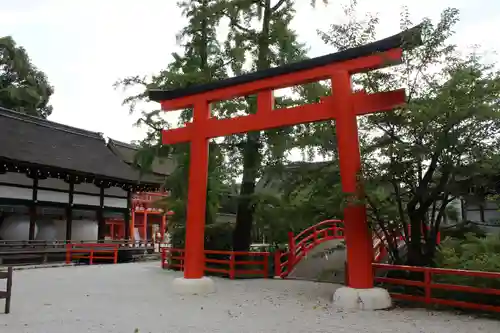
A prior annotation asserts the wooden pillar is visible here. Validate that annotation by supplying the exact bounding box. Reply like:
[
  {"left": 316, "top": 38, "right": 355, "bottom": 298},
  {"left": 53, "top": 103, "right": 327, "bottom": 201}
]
[
  {"left": 160, "top": 215, "right": 166, "bottom": 242},
  {"left": 332, "top": 71, "right": 373, "bottom": 289},
  {"left": 28, "top": 177, "right": 38, "bottom": 240},
  {"left": 479, "top": 203, "right": 485, "bottom": 222},
  {"left": 143, "top": 211, "right": 148, "bottom": 241},
  {"left": 184, "top": 100, "right": 210, "bottom": 279},
  {"left": 124, "top": 190, "right": 131, "bottom": 239},
  {"left": 460, "top": 199, "right": 467, "bottom": 221},
  {"left": 97, "top": 186, "right": 106, "bottom": 240},
  {"left": 65, "top": 182, "right": 74, "bottom": 241}
]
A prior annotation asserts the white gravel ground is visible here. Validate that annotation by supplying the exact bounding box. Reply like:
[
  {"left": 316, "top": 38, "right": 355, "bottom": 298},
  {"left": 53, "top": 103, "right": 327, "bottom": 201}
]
[{"left": 1, "top": 262, "right": 498, "bottom": 333}]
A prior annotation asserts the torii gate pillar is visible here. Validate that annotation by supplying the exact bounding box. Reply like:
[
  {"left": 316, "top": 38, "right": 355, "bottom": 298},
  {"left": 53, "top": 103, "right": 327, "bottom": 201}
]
[
  {"left": 330, "top": 72, "right": 392, "bottom": 310},
  {"left": 149, "top": 25, "right": 421, "bottom": 310}
]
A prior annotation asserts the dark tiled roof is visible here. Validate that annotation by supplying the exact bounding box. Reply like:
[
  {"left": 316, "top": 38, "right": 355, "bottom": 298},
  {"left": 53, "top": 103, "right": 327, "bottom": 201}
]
[
  {"left": 0, "top": 107, "right": 160, "bottom": 186},
  {"left": 107, "top": 139, "right": 176, "bottom": 177}
]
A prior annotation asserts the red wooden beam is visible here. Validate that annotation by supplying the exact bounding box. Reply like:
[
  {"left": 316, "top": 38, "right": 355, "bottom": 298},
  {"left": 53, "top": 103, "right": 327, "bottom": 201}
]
[
  {"left": 162, "top": 89, "right": 405, "bottom": 145},
  {"left": 160, "top": 49, "right": 403, "bottom": 111}
]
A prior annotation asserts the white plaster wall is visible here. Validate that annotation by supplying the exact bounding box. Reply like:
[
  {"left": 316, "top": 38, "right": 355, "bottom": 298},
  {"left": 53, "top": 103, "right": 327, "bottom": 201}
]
[
  {"left": 36, "top": 219, "right": 58, "bottom": 241},
  {"left": 53, "top": 220, "right": 67, "bottom": 240},
  {"left": 0, "top": 215, "right": 38, "bottom": 240},
  {"left": 105, "top": 187, "right": 127, "bottom": 196},
  {"left": 72, "top": 220, "right": 98, "bottom": 241},
  {"left": 104, "top": 197, "right": 127, "bottom": 208},
  {"left": 51, "top": 219, "right": 98, "bottom": 241},
  {"left": 0, "top": 185, "right": 32, "bottom": 200},
  {"left": 38, "top": 189, "right": 69, "bottom": 203},
  {"left": 38, "top": 178, "right": 69, "bottom": 191},
  {"left": 74, "top": 182, "right": 100, "bottom": 194},
  {"left": 73, "top": 194, "right": 100, "bottom": 206},
  {"left": 0, "top": 172, "right": 33, "bottom": 186}
]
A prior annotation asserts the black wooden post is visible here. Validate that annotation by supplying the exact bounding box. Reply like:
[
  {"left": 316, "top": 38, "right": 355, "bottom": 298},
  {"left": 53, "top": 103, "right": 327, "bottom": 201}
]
[
  {"left": 28, "top": 177, "right": 38, "bottom": 240},
  {"left": 65, "top": 181, "right": 74, "bottom": 241},
  {"left": 97, "top": 186, "right": 106, "bottom": 240},
  {"left": 124, "top": 189, "right": 131, "bottom": 239}
]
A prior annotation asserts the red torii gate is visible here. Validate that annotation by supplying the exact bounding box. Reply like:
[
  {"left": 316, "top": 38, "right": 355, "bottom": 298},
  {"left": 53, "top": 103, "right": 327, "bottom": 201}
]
[{"left": 149, "top": 26, "right": 421, "bottom": 296}]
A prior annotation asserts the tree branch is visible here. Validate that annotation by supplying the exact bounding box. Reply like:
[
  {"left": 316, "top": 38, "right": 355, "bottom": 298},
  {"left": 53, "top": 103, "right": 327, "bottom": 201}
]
[
  {"left": 271, "top": 0, "right": 287, "bottom": 12},
  {"left": 365, "top": 195, "right": 401, "bottom": 260},
  {"left": 407, "top": 151, "right": 440, "bottom": 215},
  {"left": 138, "top": 117, "right": 162, "bottom": 131},
  {"left": 391, "top": 179, "right": 409, "bottom": 237},
  {"left": 230, "top": 20, "right": 254, "bottom": 34}
]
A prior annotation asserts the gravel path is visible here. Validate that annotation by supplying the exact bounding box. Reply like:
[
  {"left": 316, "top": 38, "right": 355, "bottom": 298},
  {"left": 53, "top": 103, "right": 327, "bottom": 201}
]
[{"left": 1, "top": 262, "right": 498, "bottom": 333}]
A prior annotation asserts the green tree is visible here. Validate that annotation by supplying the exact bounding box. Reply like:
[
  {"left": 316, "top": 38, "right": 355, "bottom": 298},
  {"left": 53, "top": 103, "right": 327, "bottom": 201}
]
[
  {"left": 253, "top": 161, "right": 344, "bottom": 245},
  {"left": 118, "top": 0, "right": 331, "bottom": 250},
  {"left": 314, "top": 3, "right": 500, "bottom": 266},
  {"left": 115, "top": 0, "right": 231, "bottom": 229},
  {"left": 0, "top": 36, "right": 54, "bottom": 118},
  {"left": 220, "top": 0, "right": 328, "bottom": 251}
]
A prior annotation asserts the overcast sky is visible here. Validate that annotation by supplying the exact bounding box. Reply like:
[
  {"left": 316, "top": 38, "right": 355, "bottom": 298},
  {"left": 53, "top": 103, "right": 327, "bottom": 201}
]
[{"left": 1, "top": 0, "right": 499, "bottom": 143}]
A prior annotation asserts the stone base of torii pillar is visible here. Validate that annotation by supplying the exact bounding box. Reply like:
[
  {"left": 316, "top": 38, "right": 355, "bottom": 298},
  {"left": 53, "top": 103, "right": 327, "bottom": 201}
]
[
  {"left": 333, "top": 286, "right": 392, "bottom": 310},
  {"left": 171, "top": 277, "right": 216, "bottom": 295}
]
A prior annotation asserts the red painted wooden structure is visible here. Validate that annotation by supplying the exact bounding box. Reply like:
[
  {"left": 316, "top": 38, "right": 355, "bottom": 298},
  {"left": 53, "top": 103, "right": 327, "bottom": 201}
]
[
  {"left": 160, "top": 218, "right": 500, "bottom": 313},
  {"left": 161, "top": 247, "right": 271, "bottom": 279},
  {"left": 130, "top": 191, "right": 173, "bottom": 242},
  {"left": 104, "top": 191, "right": 173, "bottom": 242},
  {"left": 149, "top": 26, "right": 422, "bottom": 289},
  {"left": 65, "top": 243, "right": 119, "bottom": 265}
]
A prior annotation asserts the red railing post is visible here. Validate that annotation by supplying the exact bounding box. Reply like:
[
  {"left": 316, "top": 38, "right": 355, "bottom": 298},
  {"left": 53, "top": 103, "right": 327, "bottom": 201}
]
[
  {"left": 65, "top": 243, "right": 71, "bottom": 264},
  {"left": 312, "top": 227, "right": 318, "bottom": 245},
  {"left": 287, "top": 231, "right": 295, "bottom": 273},
  {"left": 168, "top": 249, "right": 174, "bottom": 269},
  {"left": 344, "top": 261, "right": 349, "bottom": 285},
  {"left": 274, "top": 249, "right": 281, "bottom": 278},
  {"left": 263, "top": 253, "right": 269, "bottom": 278},
  {"left": 113, "top": 246, "right": 118, "bottom": 264},
  {"left": 89, "top": 248, "right": 94, "bottom": 265},
  {"left": 181, "top": 250, "right": 185, "bottom": 271},
  {"left": 229, "top": 253, "right": 235, "bottom": 279},
  {"left": 424, "top": 269, "right": 431, "bottom": 304},
  {"left": 161, "top": 248, "right": 166, "bottom": 269}
]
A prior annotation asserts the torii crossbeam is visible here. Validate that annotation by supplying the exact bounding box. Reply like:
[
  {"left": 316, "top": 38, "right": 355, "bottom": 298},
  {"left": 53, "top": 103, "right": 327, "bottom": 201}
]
[{"left": 149, "top": 25, "right": 422, "bottom": 302}]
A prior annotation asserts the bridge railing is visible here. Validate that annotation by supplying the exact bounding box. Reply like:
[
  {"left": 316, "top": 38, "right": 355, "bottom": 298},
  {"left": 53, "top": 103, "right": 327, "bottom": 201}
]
[{"left": 282, "top": 219, "right": 345, "bottom": 278}]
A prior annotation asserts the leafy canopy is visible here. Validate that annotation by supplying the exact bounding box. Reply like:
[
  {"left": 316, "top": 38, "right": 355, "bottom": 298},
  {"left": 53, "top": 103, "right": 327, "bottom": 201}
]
[{"left": 0, "top": 36, "right": 54, "bottom": 118}]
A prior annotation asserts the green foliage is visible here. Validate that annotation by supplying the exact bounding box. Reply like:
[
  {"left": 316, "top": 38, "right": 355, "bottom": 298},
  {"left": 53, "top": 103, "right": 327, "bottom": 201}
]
[
  {"left": 170, "top": 221, "right": 234, "bottom": 251},
  {"left": 117, "top": 0, "right": 333, "bottom": 251},
  {"left": 253, "top": 161, "right": 344, "bottom": 245},
  {"left": 116, "top": 0, "right": 232, "bottom": 235},
  {"left": 313, "top": 3, "right": 500, "bottom": 265},
  {"left": 168, "top": 221, "right": 236, "bottom": 277},
  {"left": 118, "top": 0, "right": 500, "bottom": 264},
  {"left": 221, "top": 0, "right": 327, "bottom": 251},
  {"left": 436, "top": 234, "right": 500, "bottom": 273},
  {"left": 440, "top": 221, "right": 487, "bottom": 239},
  {"left": 0, "top": 36, "right": 54, "bottom": 118},
  {"left": 433, "top": 234, "right": 500, "bottom": 306}
]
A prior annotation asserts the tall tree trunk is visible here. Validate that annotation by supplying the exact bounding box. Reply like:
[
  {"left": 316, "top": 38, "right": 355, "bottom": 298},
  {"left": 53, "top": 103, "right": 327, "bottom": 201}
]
[
  {"left": 407, "top": 212, "right": 423, "bottom": 266},
  {"left": 232, "top": 0, "right": 272, "bottom": 251}
]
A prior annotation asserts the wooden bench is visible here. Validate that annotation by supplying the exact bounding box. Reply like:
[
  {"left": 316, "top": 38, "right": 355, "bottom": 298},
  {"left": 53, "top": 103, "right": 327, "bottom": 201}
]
[{"left": 0, "top": 267, "right": 12, "bottom": 314}]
